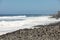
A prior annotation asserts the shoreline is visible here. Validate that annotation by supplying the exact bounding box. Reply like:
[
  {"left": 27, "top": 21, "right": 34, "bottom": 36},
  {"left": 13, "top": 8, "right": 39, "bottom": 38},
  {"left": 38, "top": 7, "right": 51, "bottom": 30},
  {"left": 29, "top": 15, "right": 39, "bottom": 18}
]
[
  {"left": 0, "top": 21, "right": 60, "bottom": 40},
  {"left": 0, "top": 12, "right": 60, "bottom": 40}
]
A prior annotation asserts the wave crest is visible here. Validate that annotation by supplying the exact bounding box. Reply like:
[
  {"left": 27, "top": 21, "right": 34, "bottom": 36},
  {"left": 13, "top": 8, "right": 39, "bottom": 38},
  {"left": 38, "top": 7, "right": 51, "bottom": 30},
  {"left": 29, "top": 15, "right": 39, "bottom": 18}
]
[{"left": 0, "top": 15, "right": 27, "bottom": 21}]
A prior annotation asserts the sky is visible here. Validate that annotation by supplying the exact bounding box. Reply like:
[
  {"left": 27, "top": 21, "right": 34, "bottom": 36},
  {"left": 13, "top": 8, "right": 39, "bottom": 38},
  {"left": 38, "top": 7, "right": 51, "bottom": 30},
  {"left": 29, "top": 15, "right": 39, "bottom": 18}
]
[{"left": 0, "top": 0, "right": 60, "bottom": 14}]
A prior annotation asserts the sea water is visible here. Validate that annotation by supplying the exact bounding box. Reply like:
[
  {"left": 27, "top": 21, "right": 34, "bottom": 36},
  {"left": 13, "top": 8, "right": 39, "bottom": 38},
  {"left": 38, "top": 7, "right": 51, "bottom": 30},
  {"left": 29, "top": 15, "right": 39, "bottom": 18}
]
[{"left": 0, "top": 14, "right": 60, "bottom": 35}]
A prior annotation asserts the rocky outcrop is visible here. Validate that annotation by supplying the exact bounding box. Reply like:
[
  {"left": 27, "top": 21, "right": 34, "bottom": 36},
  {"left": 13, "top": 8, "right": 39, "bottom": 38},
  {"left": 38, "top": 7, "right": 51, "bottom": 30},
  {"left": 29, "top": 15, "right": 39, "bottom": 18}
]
[
  {"left": 52, "top": 11, "right": 60, "bottom": 19},
  {"left": 0, "top": 22, "right": 60, "bottom": 40}
]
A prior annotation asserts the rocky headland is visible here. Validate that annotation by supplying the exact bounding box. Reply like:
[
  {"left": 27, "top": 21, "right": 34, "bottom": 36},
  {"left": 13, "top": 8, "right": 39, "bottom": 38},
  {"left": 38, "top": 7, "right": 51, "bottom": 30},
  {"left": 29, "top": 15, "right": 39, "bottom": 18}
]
[
  {"left": 0, "top": 11, "right": 60, "bottom": 40},
  {"left": 51, "top": 11, "right": 60, "bottom": 19}
]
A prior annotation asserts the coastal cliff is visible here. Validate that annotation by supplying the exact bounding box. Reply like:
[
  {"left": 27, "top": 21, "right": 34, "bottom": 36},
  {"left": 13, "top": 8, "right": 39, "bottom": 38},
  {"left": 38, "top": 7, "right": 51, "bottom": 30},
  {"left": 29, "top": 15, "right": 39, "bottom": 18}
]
[{"left": 0, "top": 11, "right": 60, "bottom": 40}]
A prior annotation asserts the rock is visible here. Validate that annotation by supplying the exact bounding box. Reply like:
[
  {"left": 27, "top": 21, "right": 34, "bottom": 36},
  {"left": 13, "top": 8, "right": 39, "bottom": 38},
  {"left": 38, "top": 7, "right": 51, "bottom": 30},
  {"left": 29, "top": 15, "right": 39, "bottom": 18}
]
[{"left": 52, "top": 11, "right": 60, "bottom": 19}]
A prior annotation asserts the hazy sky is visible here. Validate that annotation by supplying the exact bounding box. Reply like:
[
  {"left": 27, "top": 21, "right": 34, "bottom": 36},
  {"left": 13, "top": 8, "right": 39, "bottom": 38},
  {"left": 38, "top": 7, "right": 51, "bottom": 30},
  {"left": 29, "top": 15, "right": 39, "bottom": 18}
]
[{"left": 0, "top": 0, "right": 60, "bottom": 13}]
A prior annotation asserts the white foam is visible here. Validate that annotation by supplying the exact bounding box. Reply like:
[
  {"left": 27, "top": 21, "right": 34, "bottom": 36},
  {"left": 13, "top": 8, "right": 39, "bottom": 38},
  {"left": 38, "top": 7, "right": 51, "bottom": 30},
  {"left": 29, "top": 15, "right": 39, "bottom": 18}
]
[
  {"left": 0, "top": 16, "right": 26, "bottom": 21},
  {"left": 0, "top": 16, "right": 60, "bottom": 35}
]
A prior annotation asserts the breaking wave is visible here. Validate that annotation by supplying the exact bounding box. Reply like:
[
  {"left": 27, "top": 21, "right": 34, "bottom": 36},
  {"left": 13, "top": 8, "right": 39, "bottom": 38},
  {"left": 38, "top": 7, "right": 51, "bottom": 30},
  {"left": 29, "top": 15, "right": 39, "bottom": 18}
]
[
  {"left": 0, "top": 15, "right": 27, "bottom": 21},
  {"left": 0, "top": 15, "right": 60, "bottom": 35}
]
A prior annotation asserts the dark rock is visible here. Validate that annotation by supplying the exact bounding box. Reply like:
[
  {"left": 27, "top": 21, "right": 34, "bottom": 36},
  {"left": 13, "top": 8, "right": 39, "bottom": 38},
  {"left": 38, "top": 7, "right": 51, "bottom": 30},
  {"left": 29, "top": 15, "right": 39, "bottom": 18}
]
[{"left": 52, "top": 11, "right": 60, "bottom": 19}]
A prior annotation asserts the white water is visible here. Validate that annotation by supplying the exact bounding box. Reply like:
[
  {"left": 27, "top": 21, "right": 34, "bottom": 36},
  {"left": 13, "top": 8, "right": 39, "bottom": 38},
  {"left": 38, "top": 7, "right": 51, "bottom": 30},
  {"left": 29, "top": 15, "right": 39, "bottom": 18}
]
[
  {"left": 0, "top": 16, "right": 60, "bottom": 35},
  {"left": 0, "top": 16, "right": 26, "bottom": 21}
]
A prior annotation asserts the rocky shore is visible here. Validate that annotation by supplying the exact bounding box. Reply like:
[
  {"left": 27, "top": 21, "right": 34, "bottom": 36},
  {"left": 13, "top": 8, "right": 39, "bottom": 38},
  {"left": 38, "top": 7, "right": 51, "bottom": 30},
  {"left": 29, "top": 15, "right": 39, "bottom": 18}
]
[
  {"left": 0, "top": 22, "right": 60, "bottom": 40},
  {"left": 0, "top": 11, "right": 60, "bottom": 40}
]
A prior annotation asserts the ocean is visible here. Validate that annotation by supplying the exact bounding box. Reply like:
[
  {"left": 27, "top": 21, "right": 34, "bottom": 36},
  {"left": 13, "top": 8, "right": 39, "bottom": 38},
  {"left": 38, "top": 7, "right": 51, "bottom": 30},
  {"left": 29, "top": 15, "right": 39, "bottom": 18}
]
[{"left": 0, "top": 14, "right": 60, "bottom": 35}]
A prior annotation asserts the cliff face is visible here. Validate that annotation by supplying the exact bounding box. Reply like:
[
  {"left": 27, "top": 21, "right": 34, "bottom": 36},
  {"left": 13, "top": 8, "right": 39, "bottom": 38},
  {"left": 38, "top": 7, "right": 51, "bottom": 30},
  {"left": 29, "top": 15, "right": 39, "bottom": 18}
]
[{"left": 0, "top": 22, "right": 60, "bottom": 40}]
